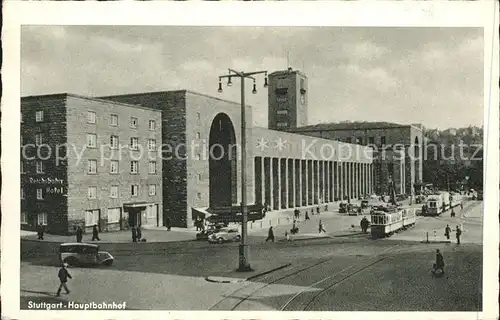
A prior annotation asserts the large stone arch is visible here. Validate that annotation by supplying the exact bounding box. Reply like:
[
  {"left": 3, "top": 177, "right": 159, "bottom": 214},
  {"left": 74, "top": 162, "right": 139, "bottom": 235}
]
[{"left": 208, "top": 113, "right": 237, "bottom": 209}]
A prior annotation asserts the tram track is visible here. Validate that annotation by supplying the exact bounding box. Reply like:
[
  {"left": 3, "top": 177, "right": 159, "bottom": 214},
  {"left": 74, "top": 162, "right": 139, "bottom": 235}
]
[
  {"left": 280, "top": 244, "right": 400, "bottom": 311},
  {"left": 210, "top": 244, "right": 403, "bottom": 311}
]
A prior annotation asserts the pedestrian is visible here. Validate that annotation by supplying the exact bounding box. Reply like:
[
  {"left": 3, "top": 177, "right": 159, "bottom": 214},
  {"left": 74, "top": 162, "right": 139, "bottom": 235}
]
[
  {"left": 434, "top": 249, "right": 445, "bottom": 274},
  {"left": 445, "top": 224, "right": 451, "bottom": 240},
  {"left": 137, "top": 226, "right": 142, "bottom": 241},
  {"left": 265, "top": 226, "right": 275, "bottom": 243},
  {"left": 451, "top": 207, "right": 455, "bottom": 218},
  {"left": 460, "top": 202, "right": 463, "bottom": 211},
  {"left": 325, "top": 204, "right": 328, "bottom": 212},
  {"left": 311, "top": 209, "right": 314, "bottom": 216},
  {"left": 37, "top": 223, "right": 44, "bottom": 240},
  {"left": 76, "top": 226, "right": 83, "bottom": 243},
  {"left": 305, "top": 211, "right": 310, "bottom": 220},
  {"left": 91, "top": 224, "right": 100, "bottom": 241},
  {"left": 317, "top": 206, "right": 320, "bottom": 214},
  {"left": 166, "top": 218, "right": 172, "bottom": 231},
  {"left": 360, "top": 218, "right": 365, "bottom": 233},
  {"left": 56, "top": 263, "right": 72, "bottom": 297},
  {"left": 456, "top": 225, "right": 462, "bottom": 245},
  {"left": 318, "top": 220, "right": 326, "bottom": 233},
  {"left": 132, "top": 226, "right": 137, "bottom": 242}
]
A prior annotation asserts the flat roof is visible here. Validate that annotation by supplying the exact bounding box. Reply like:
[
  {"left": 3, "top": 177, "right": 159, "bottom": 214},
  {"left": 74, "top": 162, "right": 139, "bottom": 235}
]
[{"left": 21, "top": 93, "right": 161, "bottom": 112}]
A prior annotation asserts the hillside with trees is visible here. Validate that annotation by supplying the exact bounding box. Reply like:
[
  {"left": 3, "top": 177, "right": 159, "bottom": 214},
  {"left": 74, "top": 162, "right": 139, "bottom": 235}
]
[{"left": 422, "top": 126, "right": 483, "bottom": 191}]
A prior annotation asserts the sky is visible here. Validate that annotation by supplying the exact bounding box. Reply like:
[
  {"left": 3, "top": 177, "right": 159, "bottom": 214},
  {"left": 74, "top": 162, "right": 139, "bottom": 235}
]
[{"left": 21, "top": 26, "right": 484, "bottom": 130}]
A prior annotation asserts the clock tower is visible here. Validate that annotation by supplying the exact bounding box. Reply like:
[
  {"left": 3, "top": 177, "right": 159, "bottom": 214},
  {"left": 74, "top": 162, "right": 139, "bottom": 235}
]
[{"left": 268, "top": 67, "right": 308, "bottom": 131}]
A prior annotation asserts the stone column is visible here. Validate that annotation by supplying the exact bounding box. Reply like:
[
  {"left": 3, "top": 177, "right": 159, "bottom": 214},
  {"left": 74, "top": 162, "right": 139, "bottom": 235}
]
[{"left": 284, "top": 159, "right": 288, "bottom": 209}]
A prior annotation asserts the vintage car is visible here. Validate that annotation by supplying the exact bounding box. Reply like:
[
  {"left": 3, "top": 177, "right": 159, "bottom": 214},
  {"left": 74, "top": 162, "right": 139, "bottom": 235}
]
[
  {"left": 208, "top": 228, "right": 241, "bottom": 244},
  {"left": 361, "top": 200, "right": 370, "bottom": 209},
  {"left": 59, "top": 243, "right": 114, "bottom": 267}
]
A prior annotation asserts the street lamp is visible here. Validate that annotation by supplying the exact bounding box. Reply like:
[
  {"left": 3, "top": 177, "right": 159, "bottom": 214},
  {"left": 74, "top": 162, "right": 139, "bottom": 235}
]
[{"left": 218, "top": 68, "right": 268, "bottom": 272}]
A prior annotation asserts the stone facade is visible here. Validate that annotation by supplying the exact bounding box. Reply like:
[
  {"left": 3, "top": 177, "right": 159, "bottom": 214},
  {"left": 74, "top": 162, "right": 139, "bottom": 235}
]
[
  {"left": 21, "top": 94, "right": 163, "bottom": 235},
  {"left": 290, "top": 124, "right": 423, "bottom": 195}
]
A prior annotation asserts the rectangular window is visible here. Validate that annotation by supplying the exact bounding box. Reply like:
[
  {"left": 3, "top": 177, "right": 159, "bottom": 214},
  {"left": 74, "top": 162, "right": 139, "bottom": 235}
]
[
  {"left": 196, "top": 112, "right": 201, "bottom": 120},
  {"left": 37, "top": 213, "right": 48, "bottom": 225},
  {"left": 356, "top": 137, "right": 363, "bottom": 145},
  {"left": 35, "top": 133, "right": 43, "bottom": 145},
  {"left": 110, "top": 160, "right": 119, "bottom": 174},
  {"left": 110, "top": 135, "right": 119, "bottom": 149},
  {"left": 149, "top": 120, "right": 156, "bottom": 131},
  {"left": 130, "top": 161, "right": 139, "bottom": 174},
  {"left": 130, "top": 137, "right": 139, "bottom": 150},
  {"left": 148, "top": 184, "right": 156, "bottom": 196},
  {"left": 198, "top": 173, "right": 203, "bottom": 181},
  {"left": 84, "top": 209, "right": 99, "bottom": 227},
  {"left": 36, "top": 188, "right": 44, "bottom": 200},
  {"left": 148, "top": 139, "right": 156, "bottom": 151},
  {"left": 36, "top": 111, "right": 44, "bottom": 122},
  {"left": 110, "top": 185, "right": 119, "bottom": 198},
  {"left": 346, "top": 137, "right": 352, "bottom": 143},
  {"left": 381, "top": 136, "right": 386, "bottom": 145},
  {"left": 196, "top": 132, "right": 201, "bottom": 139},
  {"left": 21, "top": 188, "right": 25, "bottom": 199},
  {"left": 369, "top": 137, "right": 375, "bottom": 144},
  {"left": 87, "top": 111, "right": 96, "bottom": 124},
  {"left": 147, "top": 205, "right": 157, "bottom": 219},
  {"left": 88, "top": 160, "right": 97, "bottom": 174},
  {"left": 130, "top": 117, "right": 138, "bottom": 128},
  {"left": 276, "top": 96, "right": 288, "bottom": 103},
  {"left": 277, "top": 122, "right": 288, "bottom": 128},
  {"left": 87, "top": 134, "right": 97, "bottom": 148},
  {"left": 131, "top": 185, "right": 139, "bottom": 197},
  {"left": 21, "top": 212, "right": 28, "bottom": 224},
  {"left": 36, "top": 161, "right": 44, "bottom": 174},
  {"left": 107, "top": 208, "right": 120, "bottom": 223},
  {"left": 149, "top": 161, "right": 157, "bottom": 174},
  {"left": 110, "top": 114, "right": 118, "bottom": 126},
  {"left": 197, "top": 192, "right": 202, "bottom": 200},
  {"left": 88, "top": 186, "right": 97, "bottom": 199},
  {"left": 276, "top": 110, "right": 288, "bottom": 115}
]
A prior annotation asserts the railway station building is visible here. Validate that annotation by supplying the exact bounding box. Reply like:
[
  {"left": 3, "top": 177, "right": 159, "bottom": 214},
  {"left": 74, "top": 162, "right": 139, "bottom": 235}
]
[{"left": 21, "top": 67, "right": 415, "bottom": 234}]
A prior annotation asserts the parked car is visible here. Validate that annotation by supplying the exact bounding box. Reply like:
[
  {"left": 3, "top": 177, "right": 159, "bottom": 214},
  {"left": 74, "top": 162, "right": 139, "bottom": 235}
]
[
  {"left": 208, "top": 228, "right": 241, "bottom": 244},
  {"left": 59, "top": 243, "right": 114, "bottom": 267}
]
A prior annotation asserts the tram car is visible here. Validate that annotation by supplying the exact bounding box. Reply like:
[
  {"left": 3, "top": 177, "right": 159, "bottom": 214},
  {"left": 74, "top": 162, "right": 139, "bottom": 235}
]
[
  {"left": 449, "top": 193, "right": 463, "bottom": 208},
  {"left": 425, "top": 192, "right": 451, "bottom": 216},
  {"left": 370, "top": 206, "right": 417, "bottom": 239}
]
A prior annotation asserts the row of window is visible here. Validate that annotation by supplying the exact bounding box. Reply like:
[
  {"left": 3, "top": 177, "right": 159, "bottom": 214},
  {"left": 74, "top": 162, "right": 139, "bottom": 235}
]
[
  {"left": 22, "top": 205, "right": 158, "bottom": 226},
  {"left": 28, "top": 110, "right": 157, "bottom": 131},
  {"left": 21, "top": 184, "right": 157, "bottom": 200},
  {"left": 345, "top": 136, "right": 386, "bottom": 145},
  {"left": 21, "top": 160, "right": 157, "bottom": 175}
]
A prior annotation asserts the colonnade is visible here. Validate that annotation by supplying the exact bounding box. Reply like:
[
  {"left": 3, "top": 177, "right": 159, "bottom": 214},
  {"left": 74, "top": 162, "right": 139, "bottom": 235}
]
[{"left": 254, "top": 157, "right": 373, "bottom": 211}]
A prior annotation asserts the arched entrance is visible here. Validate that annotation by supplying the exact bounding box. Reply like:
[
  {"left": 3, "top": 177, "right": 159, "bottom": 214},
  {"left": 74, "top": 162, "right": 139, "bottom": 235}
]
[{"left": 209, "top": 113, "right": 237, "bottom": 209}]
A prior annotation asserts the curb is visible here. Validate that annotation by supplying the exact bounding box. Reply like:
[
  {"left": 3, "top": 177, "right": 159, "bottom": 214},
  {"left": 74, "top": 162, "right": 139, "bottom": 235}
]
[
  {"left": 205, "top": 263, "right": 292, "bottom": 283},
  {"left": 333, "top": 232, "right": 365, "bottom": 238},
  {"left": 277, "top": 236, "right": 331, "bottom": 243},
  {"left": 420, "top": 240, "right": 452, "bottom": 244}
]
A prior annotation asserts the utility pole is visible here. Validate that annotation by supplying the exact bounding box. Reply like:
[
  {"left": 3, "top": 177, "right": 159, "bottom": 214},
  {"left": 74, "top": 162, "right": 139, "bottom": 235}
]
[{"left": 218, "top": 69, "right": 268, "bottom": 272}]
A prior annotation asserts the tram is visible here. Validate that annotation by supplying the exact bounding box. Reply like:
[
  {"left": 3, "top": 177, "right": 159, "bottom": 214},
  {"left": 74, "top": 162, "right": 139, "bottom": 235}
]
[{"left": 370, "top": 179, "right": 417, "bottom": 239}]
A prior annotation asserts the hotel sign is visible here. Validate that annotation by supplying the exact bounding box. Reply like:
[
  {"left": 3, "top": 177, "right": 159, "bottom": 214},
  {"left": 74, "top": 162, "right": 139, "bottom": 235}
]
[{"left": 29, "top": 177, "right": 64, "bottom": 185}]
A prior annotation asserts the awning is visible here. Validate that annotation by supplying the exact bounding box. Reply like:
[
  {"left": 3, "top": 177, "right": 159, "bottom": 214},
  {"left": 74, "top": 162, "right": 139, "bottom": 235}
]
[{"left": 123, "top": 202, "right": 155, "bottom": 208}]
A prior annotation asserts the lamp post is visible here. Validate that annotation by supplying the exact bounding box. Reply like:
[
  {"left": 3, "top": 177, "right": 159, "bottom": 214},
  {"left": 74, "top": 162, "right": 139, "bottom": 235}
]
[{"left": 218, "top": 68, "right": 268, "bottom": 272}]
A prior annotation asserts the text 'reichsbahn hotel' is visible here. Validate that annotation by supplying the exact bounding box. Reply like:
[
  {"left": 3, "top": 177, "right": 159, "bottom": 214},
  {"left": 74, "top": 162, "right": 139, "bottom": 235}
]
[{"left": 21, "top": 68, "right": 422, "bottom": 235}]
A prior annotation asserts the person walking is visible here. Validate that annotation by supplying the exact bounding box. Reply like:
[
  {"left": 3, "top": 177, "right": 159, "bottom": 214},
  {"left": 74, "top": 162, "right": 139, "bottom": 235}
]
[
  {"left": 305, "top": 211, "right": 310, "bottom": 220},
  {"left": 316, "top": 206, "right": 320, "bottom": 214},
  {"left": 265, "top": 226, "right": 275, "bottom": 243},
  {"left": 460, "top": 202, "right": 463, "bottom": 211},
  {"left": 91, "top": 224, "right": 100, "bottom": 241},
  {"left": 318, "top": 220, "right": 326, "bottom": 233},
  {"left": 285, "top": 231, "right": 290, "bottom": 241},
  {"left": 456, "top": 225, "right": 462, "bottom": 245},
  {"left": 445, "top": 224, "right": 451, "bottom": 240},
  {"left": 76, "top": 226, "right": 83, "bottom": 243},
  {"left": 56, "top": 263, "right": 72, "bottom": 297},
  {"left": 37, "top": 224, "right": 44, "bottom": 240},
  {"left": 166, "top": 218, "right": 172, "bottom": 231},
  {"left": 434, "top": 249, "right": 445, "bottom": 274},
  {"left": 137, "top": 226, "right": 142, "bottom": 241},
  {"left": 132, "top": 226, "right": 137, "bottom": 243}
]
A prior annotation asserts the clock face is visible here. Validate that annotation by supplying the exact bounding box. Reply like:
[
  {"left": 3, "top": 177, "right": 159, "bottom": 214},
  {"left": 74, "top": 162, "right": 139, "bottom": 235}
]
[{"left": 300, "top": 94, "right": 306, "bottom": 105}]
